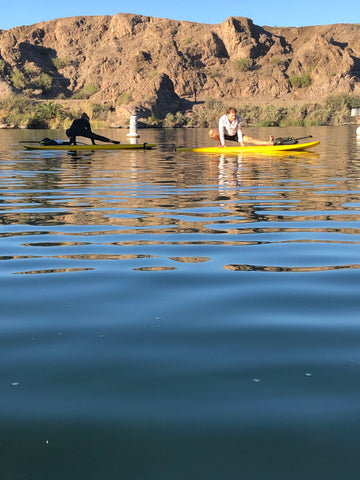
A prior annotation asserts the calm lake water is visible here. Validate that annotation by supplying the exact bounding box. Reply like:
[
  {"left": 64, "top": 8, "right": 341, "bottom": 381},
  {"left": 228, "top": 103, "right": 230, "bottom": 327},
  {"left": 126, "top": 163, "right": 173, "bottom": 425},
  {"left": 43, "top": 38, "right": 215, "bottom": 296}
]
[{"left": 1, "top": 125, "right": 360, "bottom": 479}]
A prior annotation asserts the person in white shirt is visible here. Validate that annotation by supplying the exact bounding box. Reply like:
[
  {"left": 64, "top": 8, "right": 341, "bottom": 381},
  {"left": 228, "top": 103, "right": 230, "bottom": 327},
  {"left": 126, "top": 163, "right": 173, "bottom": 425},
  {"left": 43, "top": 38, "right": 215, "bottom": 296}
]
[{"left": 209, "top": 107, "right": 274, "bottom": 147}]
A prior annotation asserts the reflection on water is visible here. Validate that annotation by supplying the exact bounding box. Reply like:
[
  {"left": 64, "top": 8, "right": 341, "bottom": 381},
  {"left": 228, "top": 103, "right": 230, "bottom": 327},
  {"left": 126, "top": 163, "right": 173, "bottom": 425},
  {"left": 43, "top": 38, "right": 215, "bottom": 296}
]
[
  {"left": 224, "top": 263, "right": 360, "bottom": 272},
  {"left": 2, "top": 126, "right": 360, "bottom": 480}
]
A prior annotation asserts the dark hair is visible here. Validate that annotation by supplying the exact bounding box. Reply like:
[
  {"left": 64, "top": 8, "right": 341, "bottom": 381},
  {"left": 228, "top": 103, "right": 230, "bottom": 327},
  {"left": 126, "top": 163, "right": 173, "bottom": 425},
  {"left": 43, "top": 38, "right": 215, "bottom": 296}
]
[
  {"left": 81, "top": 112, "right": 90, "bottom": 120},
  {"left": 226, "top": 107, "right": 237, "bottom": 114}
]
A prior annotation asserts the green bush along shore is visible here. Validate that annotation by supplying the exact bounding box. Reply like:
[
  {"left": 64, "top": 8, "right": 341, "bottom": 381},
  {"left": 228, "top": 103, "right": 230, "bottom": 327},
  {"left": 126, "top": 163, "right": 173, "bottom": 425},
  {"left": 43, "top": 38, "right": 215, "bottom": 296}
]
[{"left": 0, "top": 93, "right": 360, "bottom": 130}]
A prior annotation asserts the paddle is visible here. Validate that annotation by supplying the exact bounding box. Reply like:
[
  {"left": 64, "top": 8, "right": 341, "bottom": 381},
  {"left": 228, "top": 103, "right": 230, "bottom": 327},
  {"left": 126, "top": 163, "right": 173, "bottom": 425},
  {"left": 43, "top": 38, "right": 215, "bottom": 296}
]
[
  {"left": 274, "top": 135, "right": 313, "bottom": 145},
  {"left": 293, "top": 135, "right": 313, "bottom": 141}
]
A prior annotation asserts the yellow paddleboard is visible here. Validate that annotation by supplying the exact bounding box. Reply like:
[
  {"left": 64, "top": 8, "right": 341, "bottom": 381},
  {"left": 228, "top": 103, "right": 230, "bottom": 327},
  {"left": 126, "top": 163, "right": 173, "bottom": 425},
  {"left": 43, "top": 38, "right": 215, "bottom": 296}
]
[{"left": 176, "top": 141, "right": 320, "bottom": 154}]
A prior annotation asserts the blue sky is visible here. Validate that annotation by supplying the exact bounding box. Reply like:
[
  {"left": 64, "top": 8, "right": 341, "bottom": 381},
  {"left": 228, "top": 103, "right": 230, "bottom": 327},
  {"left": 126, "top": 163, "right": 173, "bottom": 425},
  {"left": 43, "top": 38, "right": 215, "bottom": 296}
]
[{"left": 1, "top": 0, "right": 359, "bottom": 31}]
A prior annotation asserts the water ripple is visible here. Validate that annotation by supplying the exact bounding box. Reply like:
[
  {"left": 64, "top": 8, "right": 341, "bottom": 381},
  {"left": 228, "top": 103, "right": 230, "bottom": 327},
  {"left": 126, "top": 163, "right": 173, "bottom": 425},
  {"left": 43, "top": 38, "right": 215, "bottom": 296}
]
[{"left": 2, "top": 128, "right": 360, "bottom": 479}]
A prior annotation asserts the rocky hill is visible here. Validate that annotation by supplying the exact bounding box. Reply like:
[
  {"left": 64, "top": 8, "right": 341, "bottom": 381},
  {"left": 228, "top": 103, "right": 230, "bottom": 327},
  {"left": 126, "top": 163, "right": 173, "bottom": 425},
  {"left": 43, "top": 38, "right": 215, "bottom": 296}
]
[{"left": 0, "top": 13, "right": 360, "bottom": 123}]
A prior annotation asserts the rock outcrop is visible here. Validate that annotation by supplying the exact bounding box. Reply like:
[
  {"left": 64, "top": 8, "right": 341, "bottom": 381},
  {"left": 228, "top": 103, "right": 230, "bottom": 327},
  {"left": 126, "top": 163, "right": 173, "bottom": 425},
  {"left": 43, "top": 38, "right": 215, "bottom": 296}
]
[{"left": 0, "top": 14, "right": 359, "bottom": 120}]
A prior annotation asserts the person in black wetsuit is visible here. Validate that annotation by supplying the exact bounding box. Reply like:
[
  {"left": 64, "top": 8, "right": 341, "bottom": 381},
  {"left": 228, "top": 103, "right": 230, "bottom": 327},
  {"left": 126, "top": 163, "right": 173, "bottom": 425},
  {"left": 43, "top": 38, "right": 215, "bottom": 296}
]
[{"left": 66, "top": 113, "right": 120, "bottom": 145}]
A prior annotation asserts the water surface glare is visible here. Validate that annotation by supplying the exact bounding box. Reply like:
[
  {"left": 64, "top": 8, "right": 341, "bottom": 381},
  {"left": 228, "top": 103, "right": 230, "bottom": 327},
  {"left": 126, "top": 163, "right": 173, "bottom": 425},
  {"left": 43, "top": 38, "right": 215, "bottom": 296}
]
[{"left": 2, "top": 126, "right": 360, "bottom": 479}]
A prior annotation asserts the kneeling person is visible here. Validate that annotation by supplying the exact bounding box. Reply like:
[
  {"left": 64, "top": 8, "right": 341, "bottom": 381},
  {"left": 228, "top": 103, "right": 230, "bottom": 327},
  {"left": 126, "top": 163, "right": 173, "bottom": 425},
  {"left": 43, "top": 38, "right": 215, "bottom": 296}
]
[
  {"left": 209, "top": 107, "right": 274, "bottom": 147},
  {"left": 66, "top": 113, "right": 120, "bottom": 145}
]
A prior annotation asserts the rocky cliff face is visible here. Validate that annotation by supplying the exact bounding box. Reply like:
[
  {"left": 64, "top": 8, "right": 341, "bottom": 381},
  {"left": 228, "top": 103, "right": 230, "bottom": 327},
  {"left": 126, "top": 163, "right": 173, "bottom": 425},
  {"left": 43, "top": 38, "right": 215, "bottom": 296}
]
[{"left": 0, "top": 14, "right": 359, "bottom": 120}]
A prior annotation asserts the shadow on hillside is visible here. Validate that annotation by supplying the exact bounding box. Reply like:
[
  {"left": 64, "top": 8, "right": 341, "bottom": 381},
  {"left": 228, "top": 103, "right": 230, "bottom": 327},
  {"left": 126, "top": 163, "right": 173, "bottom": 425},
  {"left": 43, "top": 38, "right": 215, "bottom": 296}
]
[{"left": 18, "top": 42, "right": 72, "bottom": 98}]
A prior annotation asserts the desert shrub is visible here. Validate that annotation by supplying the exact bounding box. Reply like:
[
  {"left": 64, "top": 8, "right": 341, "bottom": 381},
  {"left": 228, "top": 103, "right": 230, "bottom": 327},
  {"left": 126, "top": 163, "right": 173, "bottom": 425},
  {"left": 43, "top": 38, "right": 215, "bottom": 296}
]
[
  {"left": 0, "top": 94, "right": 31, "bottom": 112},
  {"left": 52, "top": 57, "right": 70, "bottom": 70},
  {"left": 290, "top": 72, "right": 311, "bottom": 88},
  {"left": 163, "top": 111, "right": 188, "bottom": 127},
  {"left": 203, "top": 98, "right": 225, "bottom": 124},
  {"left": 270, "top": 56, "right": 281, "bottom": 65},
  {"left": 236, "top": 104, "right": 259, "bottom": 126},
  {"left": 163, "top": 113, "right": 176, "bottom": 127},
  {"left": 234, "top": 58, "right": 252, "bottom": 72},
  {"left": 145, "top": 115, "right": 161, "bottom": 126},
  {"left": 188, "top": 99, "right": 225, "bottom": 128},
  {"left": 282, "top": 102, "right": 332, "bottom": 126},
  {"left": 0, "top": 94, "right": 33, "bottom": 127},
  {"left": 36, "top": 73, "right": 53, "bottom": 94},
  {"left": 279, "top": 103, "right": 308, "bottom": 126},
  {"left": 303, "top": 103, "right": 329, "bottom": 126},
  {"left": 256, "top": 104, "right": 285, "bottom": 127},
  {"left": 72, "top": 83, "right": 99, "bottom": 99},
  {"left": 188, "top": 110, "right": 208, "bottom": 128},
  {"left": 325, "top": 93, "right": 360, "bottom": 110},
  {"left": 117, "top": 92, "right": 133, "bottom": 105},
  {"left": 304, "top": 117, "right": 322, "bottom": 126},
  {"left": 24, "top": 64, "right": 37, "bottom": 76},
  {"left": 89, "top": 103, "right": 112, "bottom": 121},
  {"left": 279, "top": 116, "right": 305, "bottom": 127},
  {"left": 0, "top": 59, "right": 5, "bottom": 75},
  {"left": 321, "top": 94, "right": 360, "bottom": 124},
  {"left": 11, "top": 70, "right": 28, "bottom": 89}
]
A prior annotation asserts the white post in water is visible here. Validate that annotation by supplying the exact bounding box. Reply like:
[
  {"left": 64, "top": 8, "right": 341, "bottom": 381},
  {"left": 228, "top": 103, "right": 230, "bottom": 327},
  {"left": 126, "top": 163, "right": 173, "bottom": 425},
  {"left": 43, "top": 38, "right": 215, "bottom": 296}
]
[
  {"left": 127, "top": 113, "right": 140, "bottom": 144},
  {"left": 351, "top": 108, "right": 360, "bottom": 137}
]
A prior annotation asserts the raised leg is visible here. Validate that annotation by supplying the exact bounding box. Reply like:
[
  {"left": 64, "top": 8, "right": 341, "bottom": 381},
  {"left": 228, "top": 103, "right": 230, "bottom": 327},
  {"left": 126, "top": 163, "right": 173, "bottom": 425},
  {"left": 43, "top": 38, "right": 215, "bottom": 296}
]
[{"left": 209, "top": 129, "right": 221, "bottom": 146}]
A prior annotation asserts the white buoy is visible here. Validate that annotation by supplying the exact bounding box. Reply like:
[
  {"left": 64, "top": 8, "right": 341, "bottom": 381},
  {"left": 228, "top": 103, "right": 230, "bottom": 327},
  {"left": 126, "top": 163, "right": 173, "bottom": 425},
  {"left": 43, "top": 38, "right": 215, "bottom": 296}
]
[{"left": 127, "top": 114, "right": 140, "bottom": 139}]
